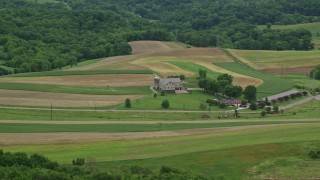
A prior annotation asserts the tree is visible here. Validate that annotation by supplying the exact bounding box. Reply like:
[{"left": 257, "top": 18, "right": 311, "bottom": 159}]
[
  {"left": 198, "top": 69, "right": 207, "bottom": 79},
  {"left": 273, "top": 105, "right": 279, "bottom": 113},
  {"left": 125, "top": 98, "right": 131, "bottom": 108},
  {"left": 249, "top": 102, "right": 258, "bottom": 110},
  {"left": 261, "top": 111, "right": 266, "bottom": 118},
  {"left": 217, "top": 74, "right": 233, "bottom": 85},
  {"left": 243, "top": 85, "right": 257, "bottom": 102},
  {"left": 153, "top": 93, "right": 157, "bottom": 98},
  {"left": 161, "top": 100, "right": 169, "bottom": 109}
]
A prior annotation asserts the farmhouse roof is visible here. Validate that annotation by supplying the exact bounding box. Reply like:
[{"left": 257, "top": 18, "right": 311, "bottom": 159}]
[
  {"left": 159, "top": 78, "right": 181, "bottom": 85},
  {"left": 266, "top": 89, "right": 300, "bottom": 101}
]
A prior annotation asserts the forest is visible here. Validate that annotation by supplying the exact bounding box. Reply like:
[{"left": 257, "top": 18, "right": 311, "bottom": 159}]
[{"left": 0, "top": 0, "right": 319, "bottom": 73}]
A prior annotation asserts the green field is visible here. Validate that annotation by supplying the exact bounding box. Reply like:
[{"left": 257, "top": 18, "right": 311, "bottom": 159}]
[
  {"left": 214, "top": 62, "right": 293, "bottom": 98},
  {"left": 278, "top": 74, "right": 320, "bottom": 89},
  {"left": 4, "top": 124, "right": 320, "bottom": 178},
  {"left": 227, "top": 49, "right": 320, "bottom": 69},
  {"left": 117, "top": 91, "right": 230, "bottom": 111},
  {"left": 0, "top": 83, "right": 151, "bottom": 95},
  {"left": 6, "top": 69, "right": 153, "bottom": 77},
  {"left": 0, "top": 99, "right": 318, "bottom": 121},
  {"left": 168, "top": 61, "right": 221, "bottom": 79},
  {"left": 0, "top": 121, "right": 317, "bottom": 133}
]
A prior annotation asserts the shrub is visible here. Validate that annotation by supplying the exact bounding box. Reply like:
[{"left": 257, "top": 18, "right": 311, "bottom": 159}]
[
  {"left": 249, "top": 103, "right": 257, "bottom": 110},
  {"left": 261, "top": 111, "right": 266, "bottom": 118},
  {"left": 125, "top": 98, "right": 131, "bottom": 108},
  {"left": 308, "top": 151, "right": 320, "bottom": 159},
  {"left": 271, "top": 99, "right": 277, "bottom": 104},
  {"left": 72, "top": 158, "right": 85, "bottom": 166},
  {"left": 160, "top": 90, "right": 166, "bottom": 96},
  {"left": 290, "top": 94, "right": 296, "bottom": 99},
  {"left": 302, "top": 91, "right": 308, "bottom": 96},
  {"left": 273, "top": 105, "right": 279, "bottom": 113},
  {"left": 283, "top": 96, "right": 290, "bottom": 101},
  {"left": 219, "top": 103, "right": 227, "bottom": 109},
  {"left": 161, "top": 100, "right": 169, "bottom": 109},
  {"left": 265, "top": 107, "right": 271, "bottom": 113},
  {"left": 153, "top": 93, "right": 157, "bottom": 98}
]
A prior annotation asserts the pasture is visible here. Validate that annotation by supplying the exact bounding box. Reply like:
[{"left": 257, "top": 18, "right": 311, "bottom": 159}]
[
  {"left": 227, "top": 49, "right": 320, "bottom": 71},
  {"left": 2, "top": 124, "right": 320, "bottom": 178},
  {"left": 214, "top": 62, "right": 293, "bottom": 98}
]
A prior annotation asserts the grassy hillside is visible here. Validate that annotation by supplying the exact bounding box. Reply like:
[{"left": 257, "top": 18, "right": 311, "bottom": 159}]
[
  {"left": 4, "top": 124, "right": 320, "bottom": 178},
  {"left": 227, "top": 49, "right": 320, "bottom": 70}
]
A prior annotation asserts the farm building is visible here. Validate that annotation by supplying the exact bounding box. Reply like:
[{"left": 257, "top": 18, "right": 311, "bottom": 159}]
[
  {"left": 154, "top": 77, "right": 185, "bottom": 92},
  {"left": 265, "top": 89, "right": 300, "bottom": 101}
]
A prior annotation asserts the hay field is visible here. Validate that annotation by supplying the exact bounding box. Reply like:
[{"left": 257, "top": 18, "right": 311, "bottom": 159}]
[
  {"left": 228, "top": 49, "right": 320, "bottom": 72},
  {"left": 0, "top": 89, "right": 143, "bottom": 107},
  {"left": 0, "top": 74, "right": 154, "bottom": 87}
]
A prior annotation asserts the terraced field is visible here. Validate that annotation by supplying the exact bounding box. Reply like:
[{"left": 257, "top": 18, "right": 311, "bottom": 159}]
[{"left": 227, "top": 49, "right": 320, "bottom": 73}]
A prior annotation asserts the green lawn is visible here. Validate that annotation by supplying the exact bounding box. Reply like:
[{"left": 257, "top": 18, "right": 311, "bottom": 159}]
[
  {"left": 0, "top": 99, "right": 318, "bottom": 121},
  {"left": 214, "top": 62, "right": 294, "bottom": 98},
  {"left": 0, "top": 82, "right": 151, "bottom": 95},
  {"left": 0, "top": 121, "right": 317, "bottom": 133},
  {"left": 117, "top": 91, "right": 228, "bottom": 111},
  {"left": 6, "top": 69, "right": 153, "bottom": 77},
  {"left": 4, "top": 124, "right": 320, "bottom": 178}
]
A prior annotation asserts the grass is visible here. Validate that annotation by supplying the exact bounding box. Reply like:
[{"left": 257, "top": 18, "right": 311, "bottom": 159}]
[
  {"left": 277, "top": 74, "right": 320, "bottom": 89},
  {"left": 0, "top": 82, "right": 151, "bottom": 95},
  {"left": 117, "top": 91, "right": 229, "bottom": 111},
  {"left": 62, "top": 59, "right": 101, "bottom": 70},
  {"left": 3, "top": 124, "right": 320, "bottom": 178},
  {"left": 99, "top": 141, "right": 320, "bottom": 179},
  {"left": 0, "top": 99, "right": 318, "bottom": 121},
  {"left": 214, "top": 62, "right": 293, "bottom": 98},
  {"left": 6, "top": 69, "right": 153, "bottom": 77},
  {"left": 0, "top": 121, "right": 317, "bottom": 133},
  {"left": 227, "top": 49, "right": 320, "bottom": 69}
]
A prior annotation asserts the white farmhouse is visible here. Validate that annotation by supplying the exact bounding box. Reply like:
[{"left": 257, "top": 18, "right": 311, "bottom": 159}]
[{"left": 154, "top": 77, "right": 184, "bottom": 92}]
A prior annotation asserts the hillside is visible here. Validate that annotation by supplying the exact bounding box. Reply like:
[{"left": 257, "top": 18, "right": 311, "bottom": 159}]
[{"left": 0, "top": 0, "right": 319, "bottom": 74}]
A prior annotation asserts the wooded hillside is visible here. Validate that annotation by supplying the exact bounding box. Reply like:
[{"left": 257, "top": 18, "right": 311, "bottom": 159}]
[{"left": 0, "top": 0, "right": 319, "bottom": 73}]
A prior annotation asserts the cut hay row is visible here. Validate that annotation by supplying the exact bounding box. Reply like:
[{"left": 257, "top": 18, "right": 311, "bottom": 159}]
[
  {"left": 0, "top": 74, "right": 154, "bottom": 87},
  {"left": 0, "top": 89, "right": 143, "bottom": 107}
]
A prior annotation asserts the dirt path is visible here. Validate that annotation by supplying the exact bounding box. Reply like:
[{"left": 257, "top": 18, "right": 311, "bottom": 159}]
[{"left": 1, "top": 123, "right": 317, "bottom": 145}]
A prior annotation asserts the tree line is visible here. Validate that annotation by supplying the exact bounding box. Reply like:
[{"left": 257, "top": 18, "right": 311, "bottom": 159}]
[{"left": 0, "top": 149, "right": 210, "bottom": 179}]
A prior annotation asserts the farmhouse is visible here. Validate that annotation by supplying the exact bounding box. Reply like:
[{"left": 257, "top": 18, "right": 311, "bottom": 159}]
[{"left": 154, "top": 77, "right": 185, "bottom": 92}]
